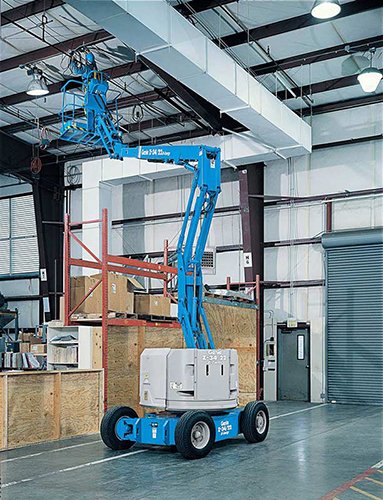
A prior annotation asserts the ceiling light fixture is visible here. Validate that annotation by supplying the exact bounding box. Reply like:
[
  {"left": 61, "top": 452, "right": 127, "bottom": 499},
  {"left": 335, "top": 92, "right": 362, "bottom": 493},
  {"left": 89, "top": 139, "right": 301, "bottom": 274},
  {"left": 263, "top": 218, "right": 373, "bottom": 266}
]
[
  {"left": 358, "top": 66, "right": 382, "bottom": 93},
  {"left": 357, "top": 49, "right": 382, "bottom": 93},
  {"left": 311, "top": 0, "right": 341, "bottom": 20},
  {"left": 26, "top": 67, "right": 49, "bottom": 97}
]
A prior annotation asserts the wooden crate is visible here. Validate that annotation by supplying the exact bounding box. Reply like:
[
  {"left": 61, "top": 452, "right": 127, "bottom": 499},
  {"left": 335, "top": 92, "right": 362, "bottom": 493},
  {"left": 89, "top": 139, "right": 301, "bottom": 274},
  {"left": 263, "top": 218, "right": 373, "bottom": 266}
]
[
  {"left": 105, "top": 325, "right": 184, "bottom": 415},
  {"left": 0, "top": 370, "right": 103, "bottom": 450},
  {"left": 101, "top": 297, "right": 257, "bottom": 413},
  {"left": 203, "top": 297, "right": 257, "bottom": 398}
]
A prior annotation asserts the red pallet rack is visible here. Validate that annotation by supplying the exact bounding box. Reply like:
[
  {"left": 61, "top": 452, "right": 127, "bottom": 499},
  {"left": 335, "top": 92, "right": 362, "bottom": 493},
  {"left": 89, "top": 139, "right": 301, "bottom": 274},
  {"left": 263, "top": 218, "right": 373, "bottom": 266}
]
[{"left": 63, "top": 208, "right": 179, "bottom": 410}]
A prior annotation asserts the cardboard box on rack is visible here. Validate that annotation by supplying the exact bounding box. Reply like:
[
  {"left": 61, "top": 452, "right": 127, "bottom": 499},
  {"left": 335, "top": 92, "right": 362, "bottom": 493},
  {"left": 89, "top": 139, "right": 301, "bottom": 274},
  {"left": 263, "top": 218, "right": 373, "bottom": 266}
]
[
  {"left": 134, "top": 294, "right": 171, "bottom": 317},
  {"left": 70, "top": 275, "right": 94, "bottom": 314},
  {"left": 31, "top": 344, "right": 47, "bottom": 354},
  {"left": 20, "top": 332, "right": 33, "bottom": 342},
  {"left": 70, "top": 273, "right": 141, "bottom": 314},
  {"left": 19, "top": 342, "right": 30, "bottom": 353},
  {"left": 30, "top": 337, "right": 43, "bottom": 345}
]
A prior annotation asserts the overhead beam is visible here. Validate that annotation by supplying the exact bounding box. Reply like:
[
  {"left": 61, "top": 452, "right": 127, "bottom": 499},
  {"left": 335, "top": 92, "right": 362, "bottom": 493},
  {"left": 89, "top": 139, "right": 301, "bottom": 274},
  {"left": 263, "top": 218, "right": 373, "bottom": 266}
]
[
  {"left": 1, "top": 87, "right": 175, "bottom": 135},
  {"left": 215, "top": 0, "right": 382, "bottom": 48},
  {"left": 302, "top": 93, "right": 383, "bottom": 116},
  {"left": 174, "top": 0, "right": 235, "bottom": 16},
  {"left": 1, "top": 29, "right": 112, "bottom": 73},
  {"left": 1, "top": 0, "right": 64, "bottom": 26},
  {"left": 0, "top": 61, "right": 145, "bottom": 107},
  {"left": 1, "top": 0, "right": 232, "bottom": 27},
  {"left": 276, "top": 70, "right": 383, "bottom": 100},
  {"left": 251, "top": 35, "right": 383, "bottom": 75}
]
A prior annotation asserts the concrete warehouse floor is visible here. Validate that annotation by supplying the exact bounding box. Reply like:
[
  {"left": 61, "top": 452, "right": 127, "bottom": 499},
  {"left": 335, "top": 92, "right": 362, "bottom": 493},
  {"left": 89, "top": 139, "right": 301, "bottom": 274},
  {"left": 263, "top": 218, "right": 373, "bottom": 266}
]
[{"left": 0, "top": 402, "right": 382, "bottom": 500}]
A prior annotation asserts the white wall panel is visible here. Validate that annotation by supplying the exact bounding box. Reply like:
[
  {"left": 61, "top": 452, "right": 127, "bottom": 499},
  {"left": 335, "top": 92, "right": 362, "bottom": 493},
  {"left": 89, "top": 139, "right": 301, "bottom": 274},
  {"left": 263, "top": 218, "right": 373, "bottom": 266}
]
[
  {"left": 265, "top": 203, "right": 323, "bottom": 242},
  {"left": 265, "top": 142, "right": 382, "bottom": 198},
  {"left": 7, "top": 300, "right": 39, "bottom": 329},
  {"left": 312, "top": 103, "right": 383, "bottom": 144},
  {"left": 265, "top": 245, "right": 324, "bottom": 282},
  {"left": 0, "top": 278, "right": 39, "bottom": 296},
  {"left": 332, "top": 197, "right": 376, "bottom": 231}
]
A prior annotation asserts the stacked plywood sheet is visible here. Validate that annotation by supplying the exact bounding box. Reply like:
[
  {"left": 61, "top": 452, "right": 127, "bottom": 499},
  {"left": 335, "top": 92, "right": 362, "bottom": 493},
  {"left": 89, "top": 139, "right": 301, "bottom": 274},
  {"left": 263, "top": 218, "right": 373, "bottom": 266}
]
[
  {"left": 105, "top": 325, "right": 183, "bottom": 415},
  {"left": 203, "top": 297, "right": 257, "bottom": 406}
]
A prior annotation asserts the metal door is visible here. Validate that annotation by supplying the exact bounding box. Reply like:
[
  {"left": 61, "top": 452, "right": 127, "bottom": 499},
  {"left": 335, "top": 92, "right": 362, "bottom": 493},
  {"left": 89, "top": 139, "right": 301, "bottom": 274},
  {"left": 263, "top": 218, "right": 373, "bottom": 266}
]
[{"left": 277, "top": 324, "right": 310, "bottom": 401}]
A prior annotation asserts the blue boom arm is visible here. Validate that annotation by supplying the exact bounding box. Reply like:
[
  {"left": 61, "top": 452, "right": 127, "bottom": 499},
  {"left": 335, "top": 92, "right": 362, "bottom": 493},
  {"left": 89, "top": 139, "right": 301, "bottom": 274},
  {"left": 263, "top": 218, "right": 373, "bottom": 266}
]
[{"left": 59, "top": 52, "right": 220, "bottom": 349}]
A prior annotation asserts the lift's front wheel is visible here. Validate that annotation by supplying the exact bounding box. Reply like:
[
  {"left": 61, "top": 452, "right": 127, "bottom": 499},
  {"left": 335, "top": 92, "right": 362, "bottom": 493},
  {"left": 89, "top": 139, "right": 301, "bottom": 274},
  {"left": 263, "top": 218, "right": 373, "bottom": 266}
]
[
  {"left": 100, "top": 405, "right": 138, "bottom": 450},
  {"left": 175, "top": 410, "right": 216, "bottom": 459},
  {"left": 241, "top": 401, "right": 269, "bottom": 443}
]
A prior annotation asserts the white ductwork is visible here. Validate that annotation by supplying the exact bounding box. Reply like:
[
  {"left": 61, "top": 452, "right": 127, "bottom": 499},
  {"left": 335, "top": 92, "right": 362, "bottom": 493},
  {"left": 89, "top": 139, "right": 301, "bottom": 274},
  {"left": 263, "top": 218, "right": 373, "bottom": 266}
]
[{"left": 66, "top": 0, "right": 311, "bottom": 159}]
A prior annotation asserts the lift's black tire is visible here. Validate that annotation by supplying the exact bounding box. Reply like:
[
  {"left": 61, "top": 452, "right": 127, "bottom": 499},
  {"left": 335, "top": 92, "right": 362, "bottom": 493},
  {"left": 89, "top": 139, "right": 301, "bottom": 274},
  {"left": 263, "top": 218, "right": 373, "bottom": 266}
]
[
  {"left": 240, "top": 401, "right": 269, "bottom": 443},
  {"left": 100, "top": 405, "right": 138, "bottom": 450},
  {"left": 175, "top": 410, "right": 216, "bottom": 459}
]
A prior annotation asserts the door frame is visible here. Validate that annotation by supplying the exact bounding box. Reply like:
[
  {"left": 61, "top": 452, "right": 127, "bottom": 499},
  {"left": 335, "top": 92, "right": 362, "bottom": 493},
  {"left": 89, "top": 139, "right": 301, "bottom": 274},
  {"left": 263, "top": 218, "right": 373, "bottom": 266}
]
[{"left": 276, "top": 321, "right": 311, "bottom": 402}]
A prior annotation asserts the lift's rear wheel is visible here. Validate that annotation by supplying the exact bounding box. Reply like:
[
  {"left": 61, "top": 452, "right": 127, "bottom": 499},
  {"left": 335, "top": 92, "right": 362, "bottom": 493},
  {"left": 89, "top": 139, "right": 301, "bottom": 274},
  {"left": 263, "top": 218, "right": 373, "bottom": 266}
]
[
  {"left": 100, "top": 405, "right": 138, "bottom": 450},
  {"left": 175, "top": 410, "right": 216, "bottom": 459},
  {"left": 241, "top": 401, "right": 269, "bottom": 443}
]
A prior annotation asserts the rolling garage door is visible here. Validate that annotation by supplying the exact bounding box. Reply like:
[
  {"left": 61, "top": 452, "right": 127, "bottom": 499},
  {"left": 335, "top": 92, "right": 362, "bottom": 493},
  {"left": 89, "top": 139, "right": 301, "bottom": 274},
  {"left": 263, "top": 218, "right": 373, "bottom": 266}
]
[{"left": 322, "top": 229, "right": 383, "bottom": 405}]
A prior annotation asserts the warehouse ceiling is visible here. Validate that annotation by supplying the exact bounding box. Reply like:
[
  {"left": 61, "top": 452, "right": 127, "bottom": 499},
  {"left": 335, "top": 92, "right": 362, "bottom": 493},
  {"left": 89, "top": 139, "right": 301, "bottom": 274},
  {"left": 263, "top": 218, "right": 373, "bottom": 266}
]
[{"left": 0, "top": 0, "right": 382, "bottom": 172}]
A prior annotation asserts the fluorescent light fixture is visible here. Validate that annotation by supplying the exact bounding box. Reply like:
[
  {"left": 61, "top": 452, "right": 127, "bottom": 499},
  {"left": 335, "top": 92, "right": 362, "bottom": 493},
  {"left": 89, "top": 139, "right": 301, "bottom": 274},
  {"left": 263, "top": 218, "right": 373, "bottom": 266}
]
[
  {"left": 311, "top": 0, "right": 341, "bottom": 19},
  {"left": 26, "top": 69, "right": 49, "bottom": 96},
  {"left": 357, "top": 67, "right": 383, "bottom": 93}
]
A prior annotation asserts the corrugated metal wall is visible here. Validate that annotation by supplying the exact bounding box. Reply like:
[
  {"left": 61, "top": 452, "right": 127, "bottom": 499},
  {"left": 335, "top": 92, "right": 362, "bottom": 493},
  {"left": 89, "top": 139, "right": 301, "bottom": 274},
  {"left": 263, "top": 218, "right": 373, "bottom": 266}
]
[{"left": 323, "top": 230, "right": 383, "bottom": 405}]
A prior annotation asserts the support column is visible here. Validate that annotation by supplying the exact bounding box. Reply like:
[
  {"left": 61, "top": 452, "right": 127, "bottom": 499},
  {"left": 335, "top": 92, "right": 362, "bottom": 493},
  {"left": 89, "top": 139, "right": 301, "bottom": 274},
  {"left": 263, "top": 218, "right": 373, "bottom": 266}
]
[
  {"left": 238, "top": 163, "right": 265, "bottom": 399},
  {"left": 32, "top": 163, "right": 65, "bottom": 322}
]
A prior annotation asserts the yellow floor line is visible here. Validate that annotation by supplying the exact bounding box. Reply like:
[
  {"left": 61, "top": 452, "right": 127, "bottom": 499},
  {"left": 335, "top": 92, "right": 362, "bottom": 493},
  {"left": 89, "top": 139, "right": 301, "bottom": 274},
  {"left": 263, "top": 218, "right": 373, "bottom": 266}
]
[
  {"left": 366, "top": 477, "right": 383, "bottom": 486},
  {"left": 350, "top": 486, "right": 383, "bottom": 500}
]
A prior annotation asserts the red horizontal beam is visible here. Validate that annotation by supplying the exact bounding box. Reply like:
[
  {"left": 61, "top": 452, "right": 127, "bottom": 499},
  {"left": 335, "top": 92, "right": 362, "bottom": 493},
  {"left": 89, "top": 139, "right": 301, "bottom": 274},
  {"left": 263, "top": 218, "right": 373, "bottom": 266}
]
[
  {"left": 148, "top": 321, "right": 181, "bottom": 329},
  {"left": 108, "top": 318, "right": 147, "bottom": 327},
  {"left": 69, "top": 278, "right": 101, "bottom": 317},
  {"left": 70, "top": 218, "right": 101, "bottom": 226},
  {"left": 108, "top": 254, "right": 177, "bottom": 275},
  {"left": 107, "top": 264, "right": 167, "bottom": 280},
  {"left": 70, "top": 258, "right": 101, "bottom": 271},
  {"left": 107, "top": 318, "right": 180, "bottom": 328}
]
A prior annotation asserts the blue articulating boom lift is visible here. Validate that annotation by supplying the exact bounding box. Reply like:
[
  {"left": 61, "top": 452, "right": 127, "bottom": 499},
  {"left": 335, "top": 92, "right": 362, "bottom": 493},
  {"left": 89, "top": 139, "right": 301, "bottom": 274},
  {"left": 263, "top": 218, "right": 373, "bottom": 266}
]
[{"left": 60, "top": 50, "right": 269, "bottom": 459}]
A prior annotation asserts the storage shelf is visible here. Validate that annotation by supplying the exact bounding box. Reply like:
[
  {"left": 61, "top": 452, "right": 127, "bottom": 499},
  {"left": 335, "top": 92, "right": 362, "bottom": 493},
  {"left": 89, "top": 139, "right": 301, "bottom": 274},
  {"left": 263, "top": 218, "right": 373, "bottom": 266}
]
[{"left": 50, "top": 362, "right": 78, "bottom": 365}]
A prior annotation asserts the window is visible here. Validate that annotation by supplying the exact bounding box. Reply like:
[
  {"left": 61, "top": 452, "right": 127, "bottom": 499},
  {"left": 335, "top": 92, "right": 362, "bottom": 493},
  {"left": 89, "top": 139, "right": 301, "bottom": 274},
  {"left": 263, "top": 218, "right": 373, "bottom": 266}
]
[{"left": 0, "top": 195, "right": 39, "bottom": 276}]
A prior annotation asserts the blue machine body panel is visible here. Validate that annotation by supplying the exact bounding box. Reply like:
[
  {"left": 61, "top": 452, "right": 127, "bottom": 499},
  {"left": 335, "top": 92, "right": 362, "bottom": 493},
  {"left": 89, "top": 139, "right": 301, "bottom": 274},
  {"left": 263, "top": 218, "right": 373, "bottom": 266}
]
[{"left": 115, "top": 409, "right": 243, "bottom": 446}]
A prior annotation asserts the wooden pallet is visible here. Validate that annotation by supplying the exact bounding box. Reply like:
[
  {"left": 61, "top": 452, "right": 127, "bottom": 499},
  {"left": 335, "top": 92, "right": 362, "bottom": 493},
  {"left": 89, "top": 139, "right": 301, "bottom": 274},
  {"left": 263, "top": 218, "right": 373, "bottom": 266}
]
[
  {"left": 71, "top": 312, "right": 138, "bottom": 322},
  {"left": 204, "top": 291, "right": 253, "bottom": 303},
  {"left": 136, "top": 314, "right": 176, "bottom": 323}
]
